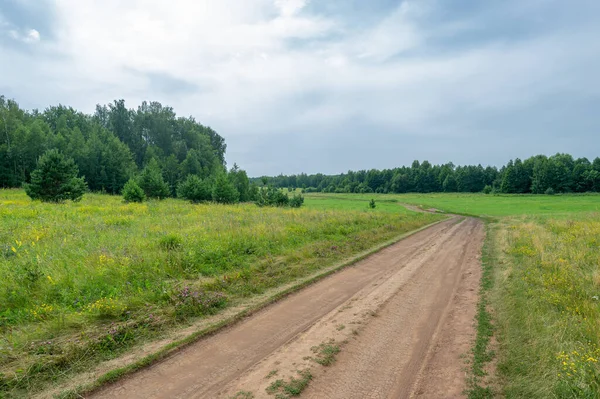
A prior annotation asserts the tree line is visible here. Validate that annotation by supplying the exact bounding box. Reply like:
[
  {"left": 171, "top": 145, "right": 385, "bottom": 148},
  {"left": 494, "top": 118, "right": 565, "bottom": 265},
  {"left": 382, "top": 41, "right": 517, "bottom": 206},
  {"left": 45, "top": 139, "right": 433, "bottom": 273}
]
[
  {"left": 0, "top": 96, "right": 232, "bottom": 194},
  {"left": 260, "top": 154, "right": 600, "bottom": 194},
  {"left": 1, "top": 95, "right": 306, "bottom": 207}
]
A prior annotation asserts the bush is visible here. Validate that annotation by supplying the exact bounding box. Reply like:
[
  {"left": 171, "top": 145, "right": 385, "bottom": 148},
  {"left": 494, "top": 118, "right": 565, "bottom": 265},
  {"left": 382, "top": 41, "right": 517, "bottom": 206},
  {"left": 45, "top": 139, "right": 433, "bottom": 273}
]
[
  {"left": 122, "top": 179, "right": 146, "bottom": 203},
  {"left": 138, "top": 159, "right": 170, "bottom": 199},
  {"left": 255, "top": 186, "right": 290, "bottom": 207},
  {"left": 482, "top": 185, "right": 492, "bottom": 194},
  {"left": 212, "top": 174, "right": 240, "bottom": 204},
  {"left": 24, "top": 149, "right": 87, "bottom": 203},
  {"left": 369, "top": 199, "right": 376, "bottom": 209},
  {"left": 177, "top": 175, "right": 212, "bottom": 203},
  {"left": 545, "top": 187, "right": 556, "bottom": 195},
  {"left": 289, "top": 194, "right": 304, "bottom": 208}
]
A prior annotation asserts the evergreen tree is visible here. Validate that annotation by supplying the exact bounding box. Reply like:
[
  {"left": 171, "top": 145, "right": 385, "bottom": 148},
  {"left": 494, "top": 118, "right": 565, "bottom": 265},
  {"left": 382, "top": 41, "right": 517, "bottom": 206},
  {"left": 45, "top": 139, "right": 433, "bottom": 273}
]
[
  {"left": 24, "top": 149, "right": 87, "bottom": 202},
  {"left": 122, "top": 178, "right": 146, "bottom": 203},
  {"left": 212, "top": 173, "right": 240, "bottom": 204},
  {"left": 228, "top": 163, "right": 250, "bottom": 202},
  {"left": 138, "top": 158, "right": 170, "bottom": 199},
  {"left": 177, "top": 174, "right": 212, "bottom": 203}
]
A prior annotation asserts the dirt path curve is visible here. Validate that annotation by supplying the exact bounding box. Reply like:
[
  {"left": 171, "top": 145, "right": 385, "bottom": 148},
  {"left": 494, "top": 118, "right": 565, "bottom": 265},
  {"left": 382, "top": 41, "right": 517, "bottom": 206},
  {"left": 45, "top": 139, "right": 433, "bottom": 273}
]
[{"left": 90, "top": 217, "right": 483, "bottom": 399}]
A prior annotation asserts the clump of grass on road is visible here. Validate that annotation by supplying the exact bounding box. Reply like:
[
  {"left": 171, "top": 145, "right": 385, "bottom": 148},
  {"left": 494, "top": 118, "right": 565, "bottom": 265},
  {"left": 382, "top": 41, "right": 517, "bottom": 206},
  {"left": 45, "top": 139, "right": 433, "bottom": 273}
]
[
  {"left": 266, "top": 369, "right": 312, "bottom": 398},
  {"left": 0, "top": 189, "right": 441, "bottom": 397},
  {"left": 311, "top": 339, "right": 341, "bottom": 366}
]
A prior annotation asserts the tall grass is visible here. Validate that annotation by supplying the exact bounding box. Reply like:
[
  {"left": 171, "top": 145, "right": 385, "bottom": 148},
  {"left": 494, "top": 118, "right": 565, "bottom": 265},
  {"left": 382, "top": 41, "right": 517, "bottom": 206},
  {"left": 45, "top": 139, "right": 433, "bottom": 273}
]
[
  {"left": 0, "top": 189, "right": 441, "bottom": 396},
  {"left": 491, "top": 215, "right": 600, "bottom": 397}
]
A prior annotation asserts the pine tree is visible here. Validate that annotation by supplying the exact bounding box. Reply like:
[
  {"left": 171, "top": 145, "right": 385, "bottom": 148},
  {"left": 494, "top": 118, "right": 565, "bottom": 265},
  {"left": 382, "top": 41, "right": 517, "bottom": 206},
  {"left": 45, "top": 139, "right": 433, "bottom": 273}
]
[
  {"left": 138, "top": 158, "right": 170, "bottom": 199},
  {"left": 212, "top": 173, "right": 240, "bottom": 204},
  {"left": 24, "top": 149, "right": 87, "bottom": 202}
]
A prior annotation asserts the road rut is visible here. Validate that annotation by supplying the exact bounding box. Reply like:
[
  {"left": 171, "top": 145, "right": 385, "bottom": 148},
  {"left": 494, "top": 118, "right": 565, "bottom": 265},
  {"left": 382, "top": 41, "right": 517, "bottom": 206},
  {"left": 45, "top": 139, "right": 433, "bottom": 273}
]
[{"left": 90, "top": 217, "right": 483, "bottom": 399}]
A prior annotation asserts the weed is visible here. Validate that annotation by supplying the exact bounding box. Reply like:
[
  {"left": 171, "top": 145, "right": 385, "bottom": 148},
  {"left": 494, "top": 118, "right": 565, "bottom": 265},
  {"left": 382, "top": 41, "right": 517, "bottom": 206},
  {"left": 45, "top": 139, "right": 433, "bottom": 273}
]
[
  {"left": 230, "top": 391, "right": 254, "bottom": 399},
  {"left": 311, "top": 339, "right": 341, "bottom": 366},
  {"left": 266, "top": 369, "right": 312, "bottom": 398},
  {"left": 266, "top": 369, "right": 278, "bottom": 379}
]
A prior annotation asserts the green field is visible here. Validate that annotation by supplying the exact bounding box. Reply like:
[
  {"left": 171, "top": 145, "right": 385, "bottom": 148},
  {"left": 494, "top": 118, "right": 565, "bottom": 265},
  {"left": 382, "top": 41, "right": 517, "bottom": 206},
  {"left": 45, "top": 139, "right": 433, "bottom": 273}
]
[
  {"left": 307, "top": 192, "right": 600, "bottom": 398},
  {"left": 3, "top": 190, "right": 600, "bottom": 398},
  {"left": 305, "top": 192, "right": 600, "bottom": 218},
  {"left": 0, "top": 189, "right": 442, "bottom": 397}
]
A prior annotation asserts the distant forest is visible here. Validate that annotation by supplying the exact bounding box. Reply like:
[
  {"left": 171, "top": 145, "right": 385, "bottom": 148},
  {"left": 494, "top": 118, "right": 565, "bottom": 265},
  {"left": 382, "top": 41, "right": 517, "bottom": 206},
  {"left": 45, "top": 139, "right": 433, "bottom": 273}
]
[
  {"left": 0, "top": 96, "right": 248, "bottom": 197},
  {"left": 2, "top": 95, "right": 599, "bottom": 197},
  {"left": 261, "top": 155, "right": 600, "bottom": 194}
]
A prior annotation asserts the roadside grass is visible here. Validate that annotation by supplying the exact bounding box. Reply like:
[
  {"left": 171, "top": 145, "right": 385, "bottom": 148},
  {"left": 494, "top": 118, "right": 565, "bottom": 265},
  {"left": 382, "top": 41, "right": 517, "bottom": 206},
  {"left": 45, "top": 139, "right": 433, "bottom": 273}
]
[
  {"left": 491, "top": 215, "right": 600, "bottom": 397},
  {"left": 467, "top": 224, "right": 496, "bottom": 399},
  {"left": 0, "top": 189, "right": 441, "bottom": 397}
]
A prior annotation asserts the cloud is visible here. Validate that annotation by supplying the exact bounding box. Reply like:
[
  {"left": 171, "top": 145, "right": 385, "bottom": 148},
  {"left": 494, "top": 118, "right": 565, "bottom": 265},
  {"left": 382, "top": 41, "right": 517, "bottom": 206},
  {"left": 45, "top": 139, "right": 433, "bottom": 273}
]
[
  {"left": 9, "top": 28, "right": 40, "bottom": 43},
  {"left": 274, "top": 0, "right": 308, "bottom": 17},
  {"left": 1, "top": 0, "right": 600, "bottom": 175}
]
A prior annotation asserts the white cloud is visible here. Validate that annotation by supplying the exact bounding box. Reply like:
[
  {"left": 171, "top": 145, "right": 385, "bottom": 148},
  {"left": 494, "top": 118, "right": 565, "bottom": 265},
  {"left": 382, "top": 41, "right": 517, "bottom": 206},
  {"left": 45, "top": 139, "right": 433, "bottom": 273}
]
[
  {"left": 7, "top": 28, "right": 40, "bottom": 43},
  {"left": 274, "top": 0, "right": 307, "bottom": 17}
]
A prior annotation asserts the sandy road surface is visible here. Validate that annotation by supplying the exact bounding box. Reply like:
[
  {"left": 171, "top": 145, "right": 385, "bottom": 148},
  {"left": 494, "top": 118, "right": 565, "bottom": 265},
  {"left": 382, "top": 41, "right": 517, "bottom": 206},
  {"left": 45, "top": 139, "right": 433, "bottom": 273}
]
[{"left": 90, "top": 217, "right": 483, "bottom": 399}]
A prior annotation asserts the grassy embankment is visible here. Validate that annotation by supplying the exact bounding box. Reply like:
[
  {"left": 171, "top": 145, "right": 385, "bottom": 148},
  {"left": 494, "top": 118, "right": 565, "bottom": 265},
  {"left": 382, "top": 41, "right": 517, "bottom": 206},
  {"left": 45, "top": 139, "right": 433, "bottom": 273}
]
[
  {"left": 306, "top": 192, "right": 600, "bottom": 398},
  {"left": 0, "top": 189, "right": 441, "bottom": 397}
]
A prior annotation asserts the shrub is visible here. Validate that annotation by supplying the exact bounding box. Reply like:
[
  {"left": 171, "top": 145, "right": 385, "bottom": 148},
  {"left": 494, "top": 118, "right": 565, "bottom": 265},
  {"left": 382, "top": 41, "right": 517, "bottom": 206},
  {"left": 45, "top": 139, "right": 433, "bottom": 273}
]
[
  {"left": 369, "top": 199, "right": 376, "bottom": 209},
  {"left": 212, "top": 173, "right": 240, "bottom": 204},
  {"left": 177, "top": 175, "right": 212, "bottom": 203},
  {"left": 122, "top": 179, "right": 145, "bottom": 203},
  {"left": 289, "top": 194, "right": 304, "bottom": 208},
  {"left": 545, "top": 187, "right": 556, "bottom": 195},
  {"left": 255, "top": 186, "right": 290, "bottom": 207},
  {"left": 24, "top": 149, "right": 87, "bottom": 203},
  {"left": 482, "top": 185, "right": 492, "bottom": 194},
  {"left": 138, "top": 159, "right": 170, "bottom": 199}
]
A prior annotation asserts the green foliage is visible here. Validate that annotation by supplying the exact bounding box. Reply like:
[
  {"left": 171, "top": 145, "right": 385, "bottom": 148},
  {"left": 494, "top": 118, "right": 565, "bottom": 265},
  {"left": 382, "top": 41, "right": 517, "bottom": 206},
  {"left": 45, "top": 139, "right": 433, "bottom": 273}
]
[
  {"left": 0, "top": 96, "right": 229, "bottom": 195},
  {"left": 212, "top": 173, "right": 240, "bottom": 204},
  {"left": 255, "top": 186, "right": 290, "bottom": 207},
  {"left": 482, "top": 185, "right": 492, "bottom": 194},
  {"left": 177, "top": 174, "right": 212, "bottom": 203},
  {"left": 229, "top": 164, "right": 250, "bottom": 202},
  {"left": 369, "top": 199, "right": 376, "bottom": 209},
  {"left": 138, "top": 159, "right": 170, "bottom": 199},
  {"left": 289, "top": 194, "right": 304, "bottom": 208},
  {"left": 24, "top": 149, "right": 87, "bottom": 202},
  {"left": 122, "top": 179, "right": 145, "bottom": 203},
  {"left": 545, "top": 187, "right": 556, "bottom": 195},
  {"left": 266, "top": 369, "right": 312, "bottom": 398},
  {"left": 257, "top": 154, "right": 600, "bottom": 195}
]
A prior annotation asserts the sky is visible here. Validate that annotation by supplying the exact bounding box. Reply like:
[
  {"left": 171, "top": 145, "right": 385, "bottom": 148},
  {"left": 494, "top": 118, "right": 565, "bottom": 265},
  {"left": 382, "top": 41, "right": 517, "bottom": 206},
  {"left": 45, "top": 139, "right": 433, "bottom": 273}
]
[{"left": 1, "top": 0, "right": 600, "bottom": 176}]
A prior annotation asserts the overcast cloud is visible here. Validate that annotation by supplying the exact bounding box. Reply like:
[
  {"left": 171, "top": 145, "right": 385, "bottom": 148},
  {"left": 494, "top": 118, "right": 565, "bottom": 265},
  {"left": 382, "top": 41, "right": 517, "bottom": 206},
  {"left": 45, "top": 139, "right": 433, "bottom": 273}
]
[{"left": 1, "top": 0, "right": 599, "bottom": 176}]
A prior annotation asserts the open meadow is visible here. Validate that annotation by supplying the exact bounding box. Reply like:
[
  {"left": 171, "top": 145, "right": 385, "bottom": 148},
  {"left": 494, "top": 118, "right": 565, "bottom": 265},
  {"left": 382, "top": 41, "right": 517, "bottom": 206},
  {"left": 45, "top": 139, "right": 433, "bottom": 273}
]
[
  {"left": 3, "top": 189, "right": 600, "bottom": 398},
  {"left": 306, "top": 193, "right": 600, "bottom": 398},
  {"left": 0, "top": 189, "right": 442, "bottom": 397}
]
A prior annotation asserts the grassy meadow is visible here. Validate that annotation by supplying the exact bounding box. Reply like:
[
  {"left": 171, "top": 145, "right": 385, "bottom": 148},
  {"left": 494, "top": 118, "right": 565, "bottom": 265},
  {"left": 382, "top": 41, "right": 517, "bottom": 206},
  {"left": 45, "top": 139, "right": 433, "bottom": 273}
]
[
  {"left": 307, "top": 192, "right": 600, "bottom": 398},
  {"left": 0, "top": 189, "right": 442, "bottom": 397},
  {"left": 305, "top": 192, "right": 600, "bottom": 218}
]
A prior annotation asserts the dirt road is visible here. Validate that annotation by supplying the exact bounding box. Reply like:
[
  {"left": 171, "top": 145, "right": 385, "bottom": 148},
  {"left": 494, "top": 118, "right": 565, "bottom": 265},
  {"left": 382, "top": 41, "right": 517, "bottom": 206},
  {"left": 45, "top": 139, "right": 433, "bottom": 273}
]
[{"left": 90, "top": 217, "right": 484, "bottom": 399}]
